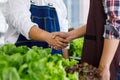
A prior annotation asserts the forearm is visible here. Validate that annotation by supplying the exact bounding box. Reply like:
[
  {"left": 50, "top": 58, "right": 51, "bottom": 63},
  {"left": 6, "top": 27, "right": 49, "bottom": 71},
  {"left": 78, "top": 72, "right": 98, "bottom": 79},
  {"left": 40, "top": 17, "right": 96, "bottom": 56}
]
[
  {"left": 29, "top": 25, "right": 50, "bottom": 42},
  {"left": 99, "top": 39, "right": 119, "bottom": 69},
  {"left": 69, "top": 24, "right": 86, "bottom": 40}
]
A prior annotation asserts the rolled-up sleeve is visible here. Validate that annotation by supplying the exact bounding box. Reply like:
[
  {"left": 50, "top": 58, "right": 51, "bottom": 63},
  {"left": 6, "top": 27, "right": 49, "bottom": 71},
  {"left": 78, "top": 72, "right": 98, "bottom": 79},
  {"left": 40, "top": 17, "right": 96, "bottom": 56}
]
[
  {"left": 7, "top": 0, "right": 38, "bottom": 39},
  {"left": 103, "top": 0, "right": 120, "bottom": 39}
]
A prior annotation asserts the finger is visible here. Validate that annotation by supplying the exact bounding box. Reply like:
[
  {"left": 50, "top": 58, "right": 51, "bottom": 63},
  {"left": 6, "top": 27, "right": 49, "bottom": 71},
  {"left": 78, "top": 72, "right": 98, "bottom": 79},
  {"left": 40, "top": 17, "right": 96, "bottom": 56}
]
[
  {"left": 52, "top": 32, "right": 58, "bottom": 39},
  {"left": 54, "top": 47, "right": 61, "bottom": 50},
  {"left": 57, "top": 37, "right": 68, "bottom": 44},
  {"left": 52, "top": 32, "right": 68, "bottom": 39},
  {"left": 59, "top": 32, "right": 69, "bottom": 38},
  {"left": 50, "top": 45, "right": 59, "bottom": 50},
  {"left": 55, "top": 45, "right": 68, "bottom": 50},
  {"left": 58, "top": 36, "right": 69, "bottom": 43},
  {"left": 66, "top": 36, "right": 74, "bottom": 42},
  {"left": 55, "top": 40, "right": 68, "bottom": 49},
  {"left": 52, "top": 32, "right": 63, "bottom": 39},
  {"left": 50, "top": 45, "right": 61, "bottom": 50},
  {"left": 62, "top": 39, "right": 70, "bottom": 43},
  {"left": 53, "top": 39, "right": 67, "bottom": 49},
  {"left": 50, "top": 46, "right": 54, "bottom": 48}
]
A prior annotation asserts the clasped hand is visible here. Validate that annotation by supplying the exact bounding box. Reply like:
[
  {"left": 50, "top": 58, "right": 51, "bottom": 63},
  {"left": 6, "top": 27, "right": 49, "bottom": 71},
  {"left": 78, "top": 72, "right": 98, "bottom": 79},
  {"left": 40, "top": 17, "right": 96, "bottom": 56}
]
[{"left": 49, "top": 32, "right": 71, "bottom": 50}]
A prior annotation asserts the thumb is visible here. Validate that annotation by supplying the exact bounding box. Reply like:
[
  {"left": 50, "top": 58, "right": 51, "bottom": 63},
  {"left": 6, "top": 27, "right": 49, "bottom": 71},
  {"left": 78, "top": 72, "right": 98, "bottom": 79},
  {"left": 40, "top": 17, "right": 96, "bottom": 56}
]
[
  {"left": 52, "top": 32, "right": 68, "bottom": 39},
  {"left": 66, "top": 36, "right": 73, "bottom": 42}
]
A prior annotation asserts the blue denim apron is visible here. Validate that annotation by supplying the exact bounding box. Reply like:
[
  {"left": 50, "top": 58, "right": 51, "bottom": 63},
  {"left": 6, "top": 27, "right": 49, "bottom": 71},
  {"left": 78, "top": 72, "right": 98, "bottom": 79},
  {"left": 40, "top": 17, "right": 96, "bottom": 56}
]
[
  {"left": 117, "top": 67, "right": 120, "bottom": 80},
  {"left": 15, "top": 5, "right": 62, "bottom": 54}
]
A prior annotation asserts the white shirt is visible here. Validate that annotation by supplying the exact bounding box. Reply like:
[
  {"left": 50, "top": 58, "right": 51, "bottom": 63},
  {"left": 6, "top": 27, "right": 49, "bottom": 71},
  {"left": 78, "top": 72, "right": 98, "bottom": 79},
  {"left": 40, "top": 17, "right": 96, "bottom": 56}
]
[
  {"left": 4, "top": 0, "right": 69, "bottom": 44},
  {"left": 0, "top": 0, "right": 8, "bottom": 45}
]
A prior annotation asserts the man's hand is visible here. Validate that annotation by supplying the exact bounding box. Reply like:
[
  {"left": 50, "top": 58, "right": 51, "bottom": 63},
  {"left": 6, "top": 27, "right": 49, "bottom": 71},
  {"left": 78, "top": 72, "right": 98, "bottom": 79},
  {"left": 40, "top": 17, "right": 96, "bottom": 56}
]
[
  {"left": 46, "top": 33, "right": 69, "bottom": 50},
  {"left": 52, "top": 32, "right": 69, "bottom": 39},
  {"left": 52, "top": 32, "right": 74, "bottom": 42},
  {"left": 52, "top": 35, "right": 69, "bottom": 50}
]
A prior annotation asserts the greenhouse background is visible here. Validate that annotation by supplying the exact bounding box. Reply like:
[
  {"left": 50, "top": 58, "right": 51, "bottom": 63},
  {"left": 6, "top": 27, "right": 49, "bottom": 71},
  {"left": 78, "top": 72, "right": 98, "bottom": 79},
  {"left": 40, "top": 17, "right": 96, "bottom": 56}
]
[{"left": 64, "top": 0, "right": 89, "bottom": 28}]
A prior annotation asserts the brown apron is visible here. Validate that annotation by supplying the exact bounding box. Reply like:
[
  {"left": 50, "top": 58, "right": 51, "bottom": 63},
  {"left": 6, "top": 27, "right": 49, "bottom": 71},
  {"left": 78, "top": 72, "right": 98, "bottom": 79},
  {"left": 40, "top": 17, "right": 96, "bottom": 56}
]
[{"left": 81, "top": 0, "right": 120, "bottom": 80}]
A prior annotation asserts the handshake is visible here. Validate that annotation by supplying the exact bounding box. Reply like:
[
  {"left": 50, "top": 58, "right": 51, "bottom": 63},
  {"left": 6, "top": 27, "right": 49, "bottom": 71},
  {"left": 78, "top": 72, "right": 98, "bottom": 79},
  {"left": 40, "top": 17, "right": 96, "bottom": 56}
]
[{"left": 48, "top": 32, "right": 74, "bottom": 50}]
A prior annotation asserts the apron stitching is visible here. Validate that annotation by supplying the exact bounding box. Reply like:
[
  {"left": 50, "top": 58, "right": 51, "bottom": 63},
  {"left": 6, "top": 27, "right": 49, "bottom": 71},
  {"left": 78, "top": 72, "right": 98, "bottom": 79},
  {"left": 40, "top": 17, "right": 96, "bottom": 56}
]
[
  {"left": 44, "top": 17, "right": 47, "bottom": 30},
  {"left": 53, "top": 18, "right": 56, "bottom": 31}
]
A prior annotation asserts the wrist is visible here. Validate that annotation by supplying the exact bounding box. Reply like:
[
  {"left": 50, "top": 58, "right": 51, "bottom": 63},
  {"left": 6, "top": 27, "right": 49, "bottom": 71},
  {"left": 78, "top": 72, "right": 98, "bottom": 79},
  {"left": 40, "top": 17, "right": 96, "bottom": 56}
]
[
  {"left": 99, "top": 63, "right": 110, "bottom": 71},
  {"left": 68, "top": 31, "right": 76, "bottom": 40},
  {"left": 42, "top": 32, "right": 51, "bottom": 42}
]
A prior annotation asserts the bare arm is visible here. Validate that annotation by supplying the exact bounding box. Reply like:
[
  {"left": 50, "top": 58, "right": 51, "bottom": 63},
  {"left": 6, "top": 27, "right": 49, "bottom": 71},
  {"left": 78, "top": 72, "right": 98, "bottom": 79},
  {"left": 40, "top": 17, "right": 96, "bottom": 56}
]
[
  {"left": 99, "top": 39, "right": 119, "bottom": 80},
  {"left": 29, "top": 25, "right": 50, "bottom": 41},
  {"left": 67, "top": 24, "right": 87, "bottom": 41},
  {"left": 99, "top": 39, "right": 119, "bottom": 68},
  {"left": 29, "top": 25, "right": 68, "bottom": 49}
]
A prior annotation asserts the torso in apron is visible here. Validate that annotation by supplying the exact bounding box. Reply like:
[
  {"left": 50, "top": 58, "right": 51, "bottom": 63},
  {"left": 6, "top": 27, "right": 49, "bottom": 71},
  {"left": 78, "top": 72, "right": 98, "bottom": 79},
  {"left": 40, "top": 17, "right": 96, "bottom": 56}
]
[
  {"left": 82, "top": 0, "right": 120, "bottom": 79},
  {"left": 15, "top": 5, "right": 62, "bottom": 55}
]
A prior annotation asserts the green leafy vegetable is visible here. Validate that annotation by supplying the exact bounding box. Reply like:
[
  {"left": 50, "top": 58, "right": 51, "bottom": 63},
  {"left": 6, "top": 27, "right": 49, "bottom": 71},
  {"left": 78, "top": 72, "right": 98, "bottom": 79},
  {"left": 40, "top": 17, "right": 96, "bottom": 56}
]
[
  {"left": 0, "top": 44, "right": 79, "bottom": 80},
  {"left": 69, "top": 38, "right": 84, "bottom": 58}
]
